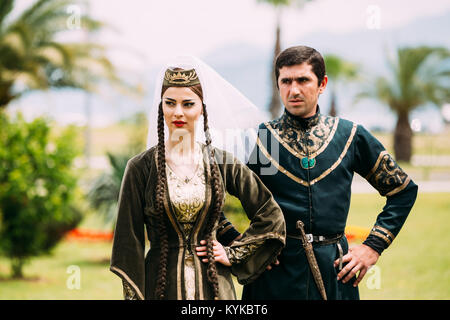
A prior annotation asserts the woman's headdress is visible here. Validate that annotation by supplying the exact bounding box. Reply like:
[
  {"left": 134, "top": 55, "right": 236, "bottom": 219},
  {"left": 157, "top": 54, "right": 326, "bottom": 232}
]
[
  {"left": 163, "top": 68, "right": 200, "bottom": 87},
  {"left": 147, "top": 56, "right": 269, "bottom": 163}
]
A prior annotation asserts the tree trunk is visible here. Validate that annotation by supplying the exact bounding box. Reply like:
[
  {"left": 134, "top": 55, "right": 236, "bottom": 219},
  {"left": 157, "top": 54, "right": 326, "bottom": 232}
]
[
  {"left": 329, "top": 90, "right": 337, "bottom": 117},
  {"left": 394, "top": 110, "right": 412, "bottom": 163},
  {"left": 11, "top": 258, "right": 25, "bottom": 279},
  {"left": 269, "top": 10, "right": 282, "bottom": 120},
  {"left": 0, "top": 82, "right": 15, "bottom": 110}
]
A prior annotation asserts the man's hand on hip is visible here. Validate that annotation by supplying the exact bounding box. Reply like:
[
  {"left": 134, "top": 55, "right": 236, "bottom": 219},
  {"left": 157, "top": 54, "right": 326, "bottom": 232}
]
[{"left": 334, "top": 244, "right": 380, "bottom": 287}]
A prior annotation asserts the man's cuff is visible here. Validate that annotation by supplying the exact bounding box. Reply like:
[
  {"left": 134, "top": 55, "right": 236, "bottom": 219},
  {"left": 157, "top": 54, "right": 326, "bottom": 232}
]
[
  {"left": 362, "top": 225, "right": 396, "bottom": 255},
  {"left": 363, "top": 235, "right": 387, "bottom": 255}
]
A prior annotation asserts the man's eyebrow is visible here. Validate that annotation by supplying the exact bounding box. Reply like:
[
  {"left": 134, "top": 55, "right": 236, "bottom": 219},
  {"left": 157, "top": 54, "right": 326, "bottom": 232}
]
[
  {"left": 296, "top": 76, "right": 311, "bottom": 80},
  {"left": 280, "top": 76, "right": 310, "bottom": 81}
]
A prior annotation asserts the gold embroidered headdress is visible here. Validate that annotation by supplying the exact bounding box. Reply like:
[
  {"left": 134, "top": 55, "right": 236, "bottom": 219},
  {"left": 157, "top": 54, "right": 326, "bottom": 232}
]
[{"left": 163, "top": 68, "right": 200, "bottom": 87}]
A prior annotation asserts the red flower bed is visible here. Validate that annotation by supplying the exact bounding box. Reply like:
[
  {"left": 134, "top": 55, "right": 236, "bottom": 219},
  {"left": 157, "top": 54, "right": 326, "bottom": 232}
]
[
  {"left": 65, "top": 225, "right": 368, "bottom": 243},
  {"left": 65, "top": 228, "right": 113, "bottom": 242}
]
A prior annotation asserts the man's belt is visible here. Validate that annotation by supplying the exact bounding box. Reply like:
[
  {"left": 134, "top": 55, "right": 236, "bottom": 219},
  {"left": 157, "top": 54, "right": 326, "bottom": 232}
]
[
  {"left": 287, "top": 232, "right": 344, "bottom": 245},
  {"left": 288, "top": 229, "right": 345, "bottom": 276}
]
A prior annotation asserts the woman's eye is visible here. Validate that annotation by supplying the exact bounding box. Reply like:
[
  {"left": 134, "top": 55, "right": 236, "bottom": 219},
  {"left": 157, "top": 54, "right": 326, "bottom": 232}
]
[
  {"left": 165, "top": 101, "right": 175, "bottom": 106},
  {"left": 184, "top": 103, "right": 194, "bottom": 107}
]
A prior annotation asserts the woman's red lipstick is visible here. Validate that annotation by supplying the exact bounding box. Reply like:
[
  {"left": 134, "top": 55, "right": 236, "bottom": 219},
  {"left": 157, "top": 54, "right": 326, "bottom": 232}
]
[{"left": 173, "top": 120, "right": 186, "bottom": 127}]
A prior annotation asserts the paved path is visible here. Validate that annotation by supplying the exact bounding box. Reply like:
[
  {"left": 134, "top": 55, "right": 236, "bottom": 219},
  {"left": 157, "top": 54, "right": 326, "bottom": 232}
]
[
  {"left": 352, "top": 176, "right": 450, "bottom": 193},
  {"left": 79, "top": 156, "right": 450, "bottom": 193}
]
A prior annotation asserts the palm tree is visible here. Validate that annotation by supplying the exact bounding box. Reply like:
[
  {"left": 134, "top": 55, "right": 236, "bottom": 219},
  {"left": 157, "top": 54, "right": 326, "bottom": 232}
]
[
  {"left": 88, "top": 112, "right": 148, "bottom": 229},
  {"left": 88, "top": 151, "right": 130, "bottom": 228},
  {"left": 357, "top": 46, "right": 450, "bottom": 162},
  {"left": 0, "top": 0, "right": 122, "bottom": 110},
  {"left": 323, "top": 54, "right": 359, "bottom": 117},
  {"left": 257, "top": 0, "right": 312, "bottom": 119}
]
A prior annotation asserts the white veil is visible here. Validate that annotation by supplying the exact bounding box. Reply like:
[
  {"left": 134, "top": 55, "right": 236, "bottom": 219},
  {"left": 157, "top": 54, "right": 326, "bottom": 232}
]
[{"left": 146, "top": 56, "right": 269, "bottom": 163}]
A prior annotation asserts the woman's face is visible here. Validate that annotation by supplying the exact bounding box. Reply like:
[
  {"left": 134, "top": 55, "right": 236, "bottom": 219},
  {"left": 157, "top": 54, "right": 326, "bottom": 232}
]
[{"left": 162, "top": 87, "right": 203, "bottom": 138}]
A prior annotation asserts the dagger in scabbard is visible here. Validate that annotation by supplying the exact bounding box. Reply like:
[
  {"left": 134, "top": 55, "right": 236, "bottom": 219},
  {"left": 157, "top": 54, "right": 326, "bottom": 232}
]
[{"left": 296, "top": 220, "right": 327, "bottom": 300}]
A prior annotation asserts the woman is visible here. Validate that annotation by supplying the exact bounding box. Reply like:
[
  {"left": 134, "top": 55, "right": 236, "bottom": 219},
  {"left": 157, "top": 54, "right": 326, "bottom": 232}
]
[{"left": 110, "top": 57, "right": 286, "bottom": 300}]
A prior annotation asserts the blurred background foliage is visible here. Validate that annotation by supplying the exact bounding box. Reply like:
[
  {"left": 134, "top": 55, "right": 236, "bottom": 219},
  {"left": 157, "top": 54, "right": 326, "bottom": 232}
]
[
  {"left": 87, "top": 111, "right": 147, "bottom": 229},
  {"left": 0, "top": 112, "right": 82, "bottom": 278},
  {"left": 0, "top": 0, "right": 128, "bottom": 110}
]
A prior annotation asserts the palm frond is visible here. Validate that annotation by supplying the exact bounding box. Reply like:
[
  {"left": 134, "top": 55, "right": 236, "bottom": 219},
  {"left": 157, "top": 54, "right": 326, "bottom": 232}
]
[
  {"left": 88, "top": 152, "right": 131, "bottom": 225},
  {"left": 324, "top": 54, "right": 359, "bottom": 81},
  {"left": 358, "top": 46, "right": 450, "bottom": 114},
  {"left": 0, "top": 0, "right": 14, "bottom": 31}
]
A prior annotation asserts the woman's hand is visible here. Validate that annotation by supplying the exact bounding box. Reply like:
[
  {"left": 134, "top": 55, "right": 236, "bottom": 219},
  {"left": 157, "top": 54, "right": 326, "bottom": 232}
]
[{"left": 196, "top": 239, "right": 231, "bottom": 267}]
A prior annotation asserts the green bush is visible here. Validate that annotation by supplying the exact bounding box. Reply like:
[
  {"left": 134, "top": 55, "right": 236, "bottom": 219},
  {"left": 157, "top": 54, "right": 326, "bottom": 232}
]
[
  {"left": 0, "top": 112, "right": 82, "bottom": 278},
  {"left": 223, "top": 194, "right": 249, "bottom": 233}
]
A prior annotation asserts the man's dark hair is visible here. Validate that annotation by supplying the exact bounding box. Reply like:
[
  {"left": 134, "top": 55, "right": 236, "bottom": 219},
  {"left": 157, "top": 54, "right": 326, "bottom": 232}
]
[{"left": 275, "top": 46, "right": 326, "bottom": 87}]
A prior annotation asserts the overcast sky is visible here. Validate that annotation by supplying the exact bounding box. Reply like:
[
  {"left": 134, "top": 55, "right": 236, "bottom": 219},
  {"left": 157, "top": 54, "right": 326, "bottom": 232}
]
[
  {"left": 10, "top": 0, "right": 450, "bottom": 129},
  {"left": 85, "top": 0, "right": 450, "bottom": 67},
  {"left": 11, "top": 0, "right": 450, "bottom": 70}
]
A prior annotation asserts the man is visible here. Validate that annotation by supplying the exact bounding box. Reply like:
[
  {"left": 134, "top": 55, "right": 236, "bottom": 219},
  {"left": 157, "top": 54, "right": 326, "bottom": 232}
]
[{"left": 242, "top": 46, "right": 418, "bottom": 300}]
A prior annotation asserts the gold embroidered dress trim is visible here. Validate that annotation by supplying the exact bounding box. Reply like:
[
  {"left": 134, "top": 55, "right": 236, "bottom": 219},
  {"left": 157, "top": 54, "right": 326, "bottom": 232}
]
[
  {"left": 257, "top": 123, "right": 357, "bottom": 187},
  {"left": 166, "top": 144, "right": 206, "bottom": 300},
  {"left": 110, "top": 266, "right": 145, "bottom": 300},
  {"left": 225, "top": 239, "right": 265, "bottom": 264},
  {"left": 155, "top": 144, "right": 207, "bottom": 300},
  {"left": 122, "top": 280, "right": 138, "bottom": 300},
  {"left": 191, "top": 146, "right": 215, "bottom": 300},
  {"left": 166, "top": 159, "right": 206, "bottom": 237}
]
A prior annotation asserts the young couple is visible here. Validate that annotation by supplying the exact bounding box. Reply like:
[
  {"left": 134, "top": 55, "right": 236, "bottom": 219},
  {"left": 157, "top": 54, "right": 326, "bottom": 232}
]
[{"left": 110, "top": 46, "right": 417, "bottom": 300}]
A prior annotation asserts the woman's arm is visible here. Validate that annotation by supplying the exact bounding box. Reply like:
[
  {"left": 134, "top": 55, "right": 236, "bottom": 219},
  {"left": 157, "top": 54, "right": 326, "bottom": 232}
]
[{"left": 216, "top": 149, "right": 286, "bottom": 284}]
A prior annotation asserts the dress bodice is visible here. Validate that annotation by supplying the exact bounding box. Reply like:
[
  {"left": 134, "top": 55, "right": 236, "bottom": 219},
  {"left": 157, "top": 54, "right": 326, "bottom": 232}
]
[{"left": 166, "top": 151, "right": 206, "bottom": 237}]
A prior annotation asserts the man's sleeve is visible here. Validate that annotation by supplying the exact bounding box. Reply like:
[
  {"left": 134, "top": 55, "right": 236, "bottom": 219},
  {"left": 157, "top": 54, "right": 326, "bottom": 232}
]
[{"left": 353, "top": 125, "right": 418, "bottom": 255}]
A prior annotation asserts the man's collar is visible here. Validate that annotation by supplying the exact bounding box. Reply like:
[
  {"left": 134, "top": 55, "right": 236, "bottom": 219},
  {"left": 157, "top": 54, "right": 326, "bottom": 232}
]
[{"left": 282, "top": 105, "right": 320, "bottom": 130}]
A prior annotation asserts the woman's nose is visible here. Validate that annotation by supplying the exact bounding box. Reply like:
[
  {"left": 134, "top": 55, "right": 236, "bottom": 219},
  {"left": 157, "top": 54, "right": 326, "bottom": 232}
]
[{"left": 174, "top": 103, "right": 183, "bottom": 117}]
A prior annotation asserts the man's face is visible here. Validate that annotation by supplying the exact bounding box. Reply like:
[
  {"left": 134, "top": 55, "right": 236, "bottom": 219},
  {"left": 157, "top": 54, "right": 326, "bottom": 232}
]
[{"left": 278, "top": 63, "right": 328, "bottom": 118}]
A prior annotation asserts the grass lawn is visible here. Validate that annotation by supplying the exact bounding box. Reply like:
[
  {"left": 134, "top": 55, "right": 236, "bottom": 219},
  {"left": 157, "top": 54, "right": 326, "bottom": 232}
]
[
  {"left": 0, "top": 192, "right": 448, "bottom": 300},
  {"left": 346, "top": 192, "right": 450, "bottom": 300}
]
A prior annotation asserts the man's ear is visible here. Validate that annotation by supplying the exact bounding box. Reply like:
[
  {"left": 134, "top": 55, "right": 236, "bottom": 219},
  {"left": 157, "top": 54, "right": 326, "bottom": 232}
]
[{"left": 318, "top": 75, "right": 328, "bottom": 94}]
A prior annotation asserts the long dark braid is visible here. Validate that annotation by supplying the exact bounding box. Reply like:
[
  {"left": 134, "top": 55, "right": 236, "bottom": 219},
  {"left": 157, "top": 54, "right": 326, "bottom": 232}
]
[
  {"left": 155, "top": 102, "right": 170, "bottom": 299},
  {"left": 202, "top": 103, "right": 224, "bottom": 299},
  {"left": 156, "top": 78, "right": 224, "bottom": 299}
]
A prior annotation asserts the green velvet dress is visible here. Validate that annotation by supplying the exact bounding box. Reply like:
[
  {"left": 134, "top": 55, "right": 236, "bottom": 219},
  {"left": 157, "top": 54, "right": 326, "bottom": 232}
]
[
  {"left": 110, "top": 144, "right": 286, "bottom": 300},
  {"left": 242, "top": 107, "right": 418, "bottom": 300}
]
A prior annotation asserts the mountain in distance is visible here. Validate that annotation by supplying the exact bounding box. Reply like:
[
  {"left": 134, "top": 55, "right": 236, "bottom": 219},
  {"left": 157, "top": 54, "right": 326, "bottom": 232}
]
[
  {"left": 202, "top": 9, "right": 450, "bottom": 132},
  {"left": 9, "top": 10, "right": 450, "bottom": 132}
]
